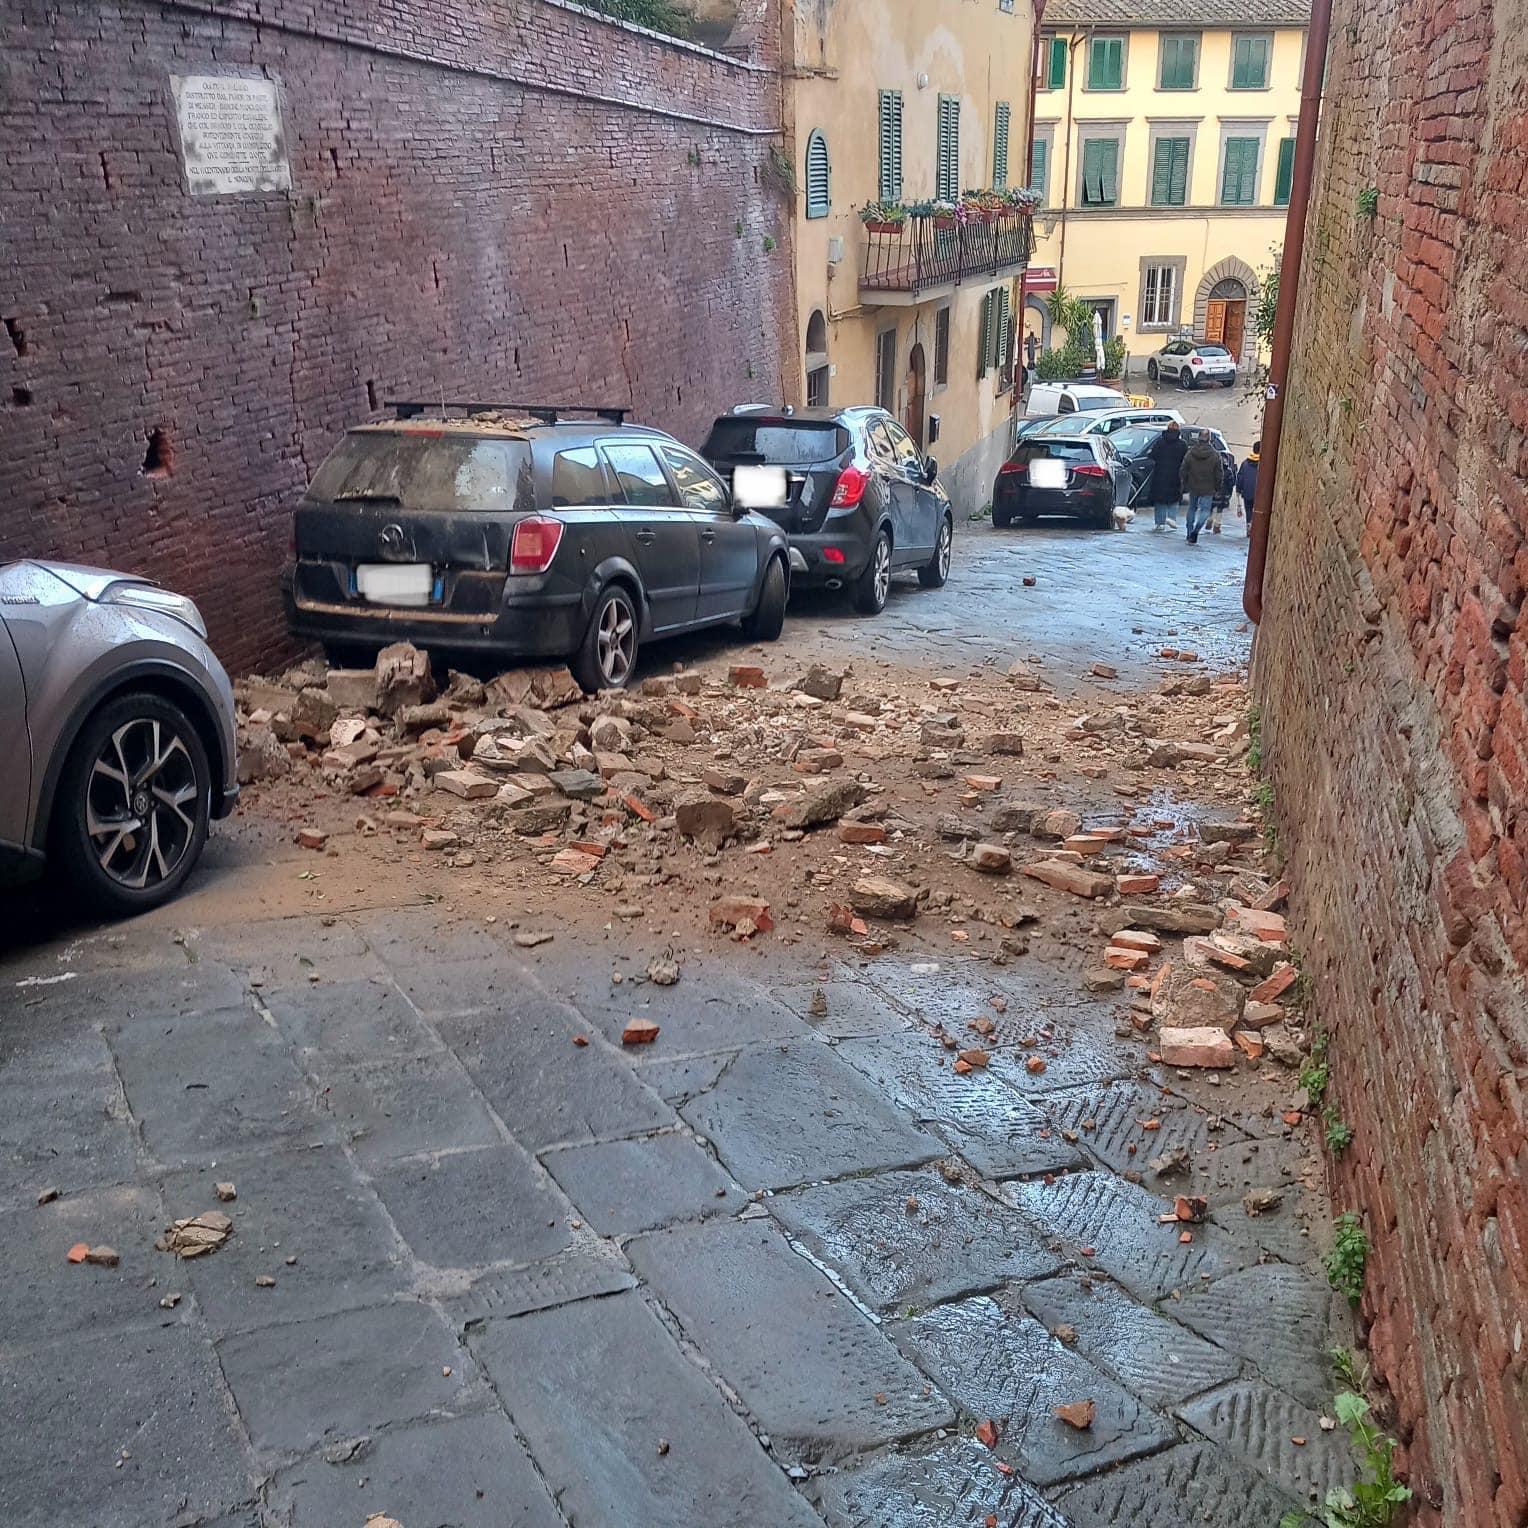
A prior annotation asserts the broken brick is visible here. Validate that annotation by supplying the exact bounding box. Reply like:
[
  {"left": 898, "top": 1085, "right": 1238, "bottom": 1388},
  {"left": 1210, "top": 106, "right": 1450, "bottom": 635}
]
[
  {"left": 709, "top": 897, "right": 775, "bottom": 933},
  {"left": 295, "top": 827, "right": 328, "bottom": 850},
  {"left": 838, "top": 821, "right": 888, "bottom": 845},
  {"left": 621, "top": 1019, "right": 660, "bottom": 1046},
  {"left": 729, "top": 665, "right": 766, "bottom": 688},
  {"left": 1157, "top": 1026, "right": 1236, "bottom": 1068}
]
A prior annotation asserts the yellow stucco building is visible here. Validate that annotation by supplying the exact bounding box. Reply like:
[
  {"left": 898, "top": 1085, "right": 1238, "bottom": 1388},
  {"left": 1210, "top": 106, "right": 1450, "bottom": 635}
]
[
  {"left": 1026, "top": 0, "right": 1308, "bottom": 376},
  {"left": 784, "top": 0, "right": 1036, "bottom": 513}
]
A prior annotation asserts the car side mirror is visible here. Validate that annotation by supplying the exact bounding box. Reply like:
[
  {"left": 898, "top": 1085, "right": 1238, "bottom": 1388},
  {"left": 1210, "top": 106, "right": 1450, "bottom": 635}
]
[{"left": 923, "top": 457, "right": 939, "bottom": 485}]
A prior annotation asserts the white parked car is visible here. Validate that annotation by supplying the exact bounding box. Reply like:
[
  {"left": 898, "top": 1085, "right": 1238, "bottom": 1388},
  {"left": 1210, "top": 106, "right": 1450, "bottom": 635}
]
[
  {"left": 1030, "top": 406, "right": 1184, "bottom": 439},
  {"left": 1024, "top": 381, "right": 1126, "bottom": 417},
  {"left": 1147, "top": 341, "right": 1237, "bottom": 389}
]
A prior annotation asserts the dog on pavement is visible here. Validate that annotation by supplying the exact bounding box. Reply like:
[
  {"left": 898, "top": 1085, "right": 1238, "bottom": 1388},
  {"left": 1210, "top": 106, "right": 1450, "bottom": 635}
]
[{"left": 1111, "top": 504, "right": 1136, "bottom": 531}]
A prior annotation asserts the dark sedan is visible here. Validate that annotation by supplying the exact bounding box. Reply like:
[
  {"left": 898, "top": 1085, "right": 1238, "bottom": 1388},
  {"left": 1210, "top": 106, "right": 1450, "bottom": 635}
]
[
  {"left": 1110, "top": 424, "right": 1235, "bottom": 509},
  {"left": 991, "top": 435, "right": 1131, "bottom": 529},
  {"left": 284, "top": 404, "right": 791, "bottom": 692}
]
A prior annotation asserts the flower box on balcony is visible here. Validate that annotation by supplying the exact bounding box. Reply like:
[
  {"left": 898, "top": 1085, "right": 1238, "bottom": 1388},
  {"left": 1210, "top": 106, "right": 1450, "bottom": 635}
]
[
  {"left": 864, "top": 220, "right": 903, "bottom": 235},
  {"left": 933, "top": 214, "right": 957, "bottom": 230}
]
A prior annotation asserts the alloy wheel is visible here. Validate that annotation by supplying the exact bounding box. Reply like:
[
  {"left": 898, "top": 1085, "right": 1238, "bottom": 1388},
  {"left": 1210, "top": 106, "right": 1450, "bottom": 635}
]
[
  {"left": 936, "top": 521, "right": 952, "bottom": 580},
  {"left": 596, "top": 593, "right": 636, "bottom": 686},
  {"left": 873, "top": 537, "right": 891, "bottom": 605},
  {"left": 86, "top": 717, "right": 201, "bottom": 891}
]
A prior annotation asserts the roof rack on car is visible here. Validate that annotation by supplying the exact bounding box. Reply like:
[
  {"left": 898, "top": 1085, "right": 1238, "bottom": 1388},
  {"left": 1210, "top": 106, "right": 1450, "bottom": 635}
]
[{"left": 386, "top": 401, "right": 630, "bottom": 425}]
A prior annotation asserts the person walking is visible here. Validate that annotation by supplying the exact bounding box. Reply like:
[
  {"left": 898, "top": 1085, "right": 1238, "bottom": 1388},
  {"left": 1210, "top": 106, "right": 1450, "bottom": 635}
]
[
  {"left": 1146, "top": 421, "right": 1188, "bottom": 531},
  {"left": 1235, "top": 440, "right": 1260, "bottom": 536},
  {"left": 1179, "top": 430, "right": 1222, "bottom": 544}
]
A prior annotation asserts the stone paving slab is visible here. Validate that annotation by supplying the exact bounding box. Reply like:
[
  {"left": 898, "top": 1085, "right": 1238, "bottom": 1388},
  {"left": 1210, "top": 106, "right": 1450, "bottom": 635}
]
[
  {"left": 1176, "top": 1378, "right": 1352, "bottom": 1507},
  {"left": 440, "top": 999, "right": 675, "bottom": 1151},
  {"left": 900, "top": 1296, "right": 1174, "bottom": 1487},
  {"left": 218, "top": 1300, "right": 471, "bottom": 1457},
  {"left": 807, "top": 1437, "right": 1071, "bottom": 1527},
  {"left": 372, "top": 1144, "right": 573, "bottom": 1272},
  {"left": 1004, "top": 1171, "right": 1258, "bottom": 1301},
  {"left": 269, "top": 1411, "right": 564, "bottom": 1527},
  {"left": 630, "top": 1048, "right": 737, "bottom": 1104},
  {"left": 776, "top": 977, "right": 914, "bottom": 1038},
  {"left": 769, "top": 1166, "right": 1058, "bottom": 1313},
  {"left": 681, "top": 1041, "right": 941, "bottom": 1191},
  {"left": 834, "top": 1033, "right": 1084, "bottom": 1180},
  {"left": 0, "top": 1324, "right": 255, "bottom": 1528},
  {"left": 1173, "top": 1262, "right": 1338, "bottom": 1411},
  {"left": 109, "top": 1004, "right": 331, "bottom": 1166},
  {"left": 160, "top": 1148, "right": 407, "bottom": 1333},
  {"left": 354, "top": 907, "right": 512, "bottom": 966},
  {"left": 542, "top": 1131, "right": 746, "bottom": 1235},
  {"left": 1057, "top": 1439, "right": 1299, "bottom": 1526},
  {"left": 629, "top": 1218, "right": 955, "bottom": 1461},
  {"left": 473, "top": 1289, "right": 821, "bottom": 1527},
  {"left": 5, "top": 1184, "right": 169, "bottom": 1350},
  {"left": 262, "top": 975, "right": 442, "bottom": 1063},
  {"left": 545, "top": 953, "right": 811, "bottom": 1055},
  {"left": 16, "top": 959, "right": 252, "bottom": 1024},
  {"left": 189, "top": 915, "right": 387, "bottom": 986},
  {"left": 389, "top": 955, "right": 532, "bottom": 1018},
  {"left": 445, "top": 1244, "right": 637, "bottom": 1330},
  {"left": 1034, "top": 1079, "right": 1242, "bottom": 1179},
  {"left": 1019, "top": 1274, "right": 1240, "bottom": 1409},
  {"left": 317, "top": 1052, "right": 504, "bottom": 1165}
]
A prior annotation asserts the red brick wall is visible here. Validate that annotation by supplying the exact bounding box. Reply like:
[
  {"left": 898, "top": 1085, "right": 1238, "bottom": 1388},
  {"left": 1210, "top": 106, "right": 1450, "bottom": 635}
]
[
  {"left": 0, "top": 0, "right": 794, "bottom": 674},
  {"left": 1255, "top": 1, "right": 1528, "bottom": 1520}
]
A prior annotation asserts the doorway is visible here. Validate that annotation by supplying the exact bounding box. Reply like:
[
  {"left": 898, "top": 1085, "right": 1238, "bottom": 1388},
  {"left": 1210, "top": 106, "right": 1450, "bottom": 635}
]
[
  {"left": 1205, "top": 277, "right": 1247, "bottom": 358},
  {"left": 905, "top": 343, "right": 927, "bottom": 447}
]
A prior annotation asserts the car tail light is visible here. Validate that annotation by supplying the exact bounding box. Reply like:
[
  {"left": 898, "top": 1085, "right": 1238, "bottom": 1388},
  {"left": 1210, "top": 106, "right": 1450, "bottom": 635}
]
[
  {"left": 510, "top": 516, "right": 565, "bottom": 574},
  {"left": 997, "top": 461, "right": 1027, "bottom": 476},
  {"left": 1190, "top": 356, "right": 1203, "bottom": 367},
  {"left": 1072, "top": 464, "right": 1110, "bottom": 480},
  {"left": 822, "top": 547, "right": 846, "bottom": 564},
  {"left": 829, "top": 465, "right": 870, "bottom": 507}
]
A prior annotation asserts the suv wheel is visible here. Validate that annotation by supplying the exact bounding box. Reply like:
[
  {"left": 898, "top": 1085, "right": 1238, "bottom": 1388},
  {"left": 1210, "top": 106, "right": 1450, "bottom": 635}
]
[
  {"left": 918, "top": 515, "right": 953, "bottom": 588},
  {"left": 741, "top": 556, "right": 787, "bottom": 641},
  {"left": 572, "top": 585, "right": 639, "bottom": 692},
  {"left": 53, "top": 692, "right": 212, "bottom": 916},
  {"left": 852, "top": 529, "right": 892, "bottom": 615},
  {"left": 1147, "top": 359, "right": 1159, "bottom": 381},
  {"left": 1181, "top": 369, "right": 1197, "bottom": 390}
]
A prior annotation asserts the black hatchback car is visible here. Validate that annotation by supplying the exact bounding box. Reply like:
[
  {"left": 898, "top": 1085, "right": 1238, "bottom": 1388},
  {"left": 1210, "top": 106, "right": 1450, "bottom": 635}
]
[
  {"left": 284, "top": 403, "right": 790, "bottom": 692},
  {"left": 1109, "top": 424, "right": 1235, "bottom": 510},
  {"left": 700, "top": 406, "right": 952, "bottom": 615},
  {"left": 991, "top": 435, "right": 1131, "bottom": 529}
]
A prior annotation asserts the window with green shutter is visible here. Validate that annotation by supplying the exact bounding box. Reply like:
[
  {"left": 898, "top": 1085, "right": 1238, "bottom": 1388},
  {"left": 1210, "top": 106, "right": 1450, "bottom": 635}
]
[
  {"left": 1080, "top": 137, "right": 1119, "bottom": 206},
  {"left": 1231, "top": 32, "right": 1271, "bottom": 89},
  {"left": 1158, "top": 33, "right": 1198, "bottom": 90},
  {"left": 977, "top": 288, "right": 1010, "bottom": 378},
  {"left": 1150, "top": 135, "right": 1190, "bottom": 206},
  {"left": 1030, "top": 137, "right": 1049, "bottom": 205},
  {"left": 804, "top": 130, "right": 830, "bottom": 219},
  {"left": 993, "top": 102, "right": 1011, "bottom": 190},
  {"left": 1273, "top": 135, "right": 1296, "bottom": 205},
  {"left": 936, "top": 95, "right": 960, "bottom": 202},
  {"left": 977, "top": 291, "right": 994, "bottom": 379},
  {"left": 1087, "top": 34, "right": 1125, "bottom": 90},
  {"left": 1220, "top": 136, "right": 1260, "bottom": 204},
  {"left": 877, "top": 90, "right": 903, "bottom": 202},
  {"left": 1040, "top": 35, "right": 1067, "bottom": 91}
]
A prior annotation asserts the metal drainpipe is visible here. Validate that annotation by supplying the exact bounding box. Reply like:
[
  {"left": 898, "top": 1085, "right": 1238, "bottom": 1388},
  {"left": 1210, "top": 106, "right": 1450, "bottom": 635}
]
[
  {"left": 1243, "top": 0, "right": 1333, "bottom": 623},
  {"left": 1056, "top": 28, "right": 1089, "bottom": 289}
]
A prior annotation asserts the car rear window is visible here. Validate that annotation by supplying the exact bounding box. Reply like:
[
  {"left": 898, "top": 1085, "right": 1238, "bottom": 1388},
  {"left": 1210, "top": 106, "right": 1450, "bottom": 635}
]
[
  {"left": 306, "top": 432, "right": 530, "bottom": 513},
  {"left": 703, "top": 418, "right": 849, "bottom": 465},
  {"left": 1014, "top": 441, "right": 1096, "bottom": 465},
  {"left": 1196, "top": 345, "right": 1230, "bottom": 356},
  {"left": 1064, "top": 394, "right": 1117, "bottom": 413},
  {"left": 1109, "top": 427, "right": 1160, "bottom": 454}
]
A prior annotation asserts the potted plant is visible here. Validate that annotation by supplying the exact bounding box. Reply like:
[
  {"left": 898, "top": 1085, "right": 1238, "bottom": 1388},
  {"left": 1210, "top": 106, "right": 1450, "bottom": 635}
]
[
  {"left": 962, "top": 189, "right": 1004, "bottom": 223},
  {"left": 859, "top": 201, "right": 907, "bottom": 234},
  {"left": 928, "top": 198, "right": 960, "bottom": 230},
  {"left": 1000, "top": 186, "right": 1041, "bottom": 217}
]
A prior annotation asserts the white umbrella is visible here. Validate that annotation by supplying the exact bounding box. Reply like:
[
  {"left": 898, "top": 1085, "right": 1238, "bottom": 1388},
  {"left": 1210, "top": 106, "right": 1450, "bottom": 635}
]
[{"left": 1092, "top": 308, "right": 1106, "bottom": 371}]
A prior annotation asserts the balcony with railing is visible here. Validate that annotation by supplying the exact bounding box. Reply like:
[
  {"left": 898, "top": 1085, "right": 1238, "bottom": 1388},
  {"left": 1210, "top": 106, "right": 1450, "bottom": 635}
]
[{"left": 860, "top": 212, "right": 1035, "bottom": 304}]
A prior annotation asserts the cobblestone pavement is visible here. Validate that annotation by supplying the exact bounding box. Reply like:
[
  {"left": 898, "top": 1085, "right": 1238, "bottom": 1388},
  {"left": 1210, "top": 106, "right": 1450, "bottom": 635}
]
[{"left": 0, "top": 497, "right": 1354, "bottom": 1527}]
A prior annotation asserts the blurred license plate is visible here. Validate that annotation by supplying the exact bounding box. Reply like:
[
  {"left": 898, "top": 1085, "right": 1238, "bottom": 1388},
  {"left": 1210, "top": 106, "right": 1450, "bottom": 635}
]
[
  {"left": 356, "top": 563, "right": 432, "bottom": 606},
  {"left": 733, "top": 465, "right": 788, "bottom": 507},
  {"left": 1029, "top": 459, "right": 1067, "bottom": 489}
]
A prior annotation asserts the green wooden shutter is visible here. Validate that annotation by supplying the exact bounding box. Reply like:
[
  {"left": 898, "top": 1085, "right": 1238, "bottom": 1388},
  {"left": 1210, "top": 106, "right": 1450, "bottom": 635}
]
[
  {"left": 937, "top": 95, "right": 960, "bottom": 201},
  {"left": 1088, "top": 35, "right": 1123, "bottom": 89},
  {"left": 878, "top": 90, "right": 903, "bottom": 201},
  {"left": 1151, "top": 136, "right": 1189, "bottom": 206},
  {"left": 1159, "top": 34, "right": 1196, "bottom": 89},
  {"left": 993, "top": 102, "right": 1011, "bottom": 190},
  {"left": 1082, "top": 138, "right": 1118, "bottom": 205},
  {"left": 1030, "top": 137, "right": 1048, "bottom": 204},
  {"left": 1043, "top": 36, "right": 1067, "bottom": 89},
  {"left": 977, "top": 291, "right": 994, "bottom": 378},
  {"left": 1221, "top": 137, "right": 1259, "bottom": 204},
  {"left": 804, "top": 130, "right": 830, "bottom": 219},
  {"left": 1232, "top": 33, "right": 1270, "bottom": 89},
  {"left": 1273, "top": 136, "right": 1296, "bottom": 205},
  {"left": 996, "top": 288, "right": 1012, "bottom": 373}
]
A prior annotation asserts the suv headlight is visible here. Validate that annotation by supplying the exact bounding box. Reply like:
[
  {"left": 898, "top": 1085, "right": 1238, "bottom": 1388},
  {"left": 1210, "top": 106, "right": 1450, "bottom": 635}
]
[{"left": 101, "top": 582, "right": 208, "bottom": 638}]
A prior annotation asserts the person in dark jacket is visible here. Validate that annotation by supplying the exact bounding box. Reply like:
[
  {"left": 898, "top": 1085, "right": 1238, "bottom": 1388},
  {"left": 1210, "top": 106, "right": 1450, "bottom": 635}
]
[
  {"left": 1146, "top": 422, "right": 1188, "bottom": 530},
  {"left": 1179, "top": 431, "right": 1223, "bottom": 544},
  {"left": 1234, "top": 441, "right": 1260, "bottom": 537}
]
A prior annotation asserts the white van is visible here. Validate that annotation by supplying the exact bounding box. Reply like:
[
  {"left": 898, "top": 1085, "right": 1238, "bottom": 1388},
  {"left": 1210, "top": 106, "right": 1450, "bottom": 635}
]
[{"left": 1025, "top": 381, "right": 1125, "bottom": 417}]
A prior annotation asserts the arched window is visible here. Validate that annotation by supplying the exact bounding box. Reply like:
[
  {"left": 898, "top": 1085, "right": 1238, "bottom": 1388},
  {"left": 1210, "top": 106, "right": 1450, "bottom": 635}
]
[
  {"left": 805, "top": 130, "right": 830, "bottom": 219},
  {"left": 805, "top": 309, "right": 829, "bottom": 407}
]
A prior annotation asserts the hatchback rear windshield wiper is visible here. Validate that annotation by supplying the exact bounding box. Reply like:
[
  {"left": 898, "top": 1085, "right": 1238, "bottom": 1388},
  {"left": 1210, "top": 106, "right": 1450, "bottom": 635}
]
[{"left": 332, "top": 492, "right": 404, "bottom": 504}]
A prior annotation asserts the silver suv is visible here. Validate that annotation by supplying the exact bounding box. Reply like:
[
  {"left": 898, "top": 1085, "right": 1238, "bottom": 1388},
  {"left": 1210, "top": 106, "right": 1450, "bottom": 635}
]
[{"left": 0, "top": 561, "right": 239, "bottom": 915}]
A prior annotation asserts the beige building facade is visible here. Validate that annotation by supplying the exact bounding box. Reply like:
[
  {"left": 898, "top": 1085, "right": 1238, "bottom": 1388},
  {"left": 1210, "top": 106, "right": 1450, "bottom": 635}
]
[
  {"left": 785, "top": 0, "right": 1036, "bottom": 513},
  {"left": 1027, "top": 0, "right": 1308, "bottom": 376}
]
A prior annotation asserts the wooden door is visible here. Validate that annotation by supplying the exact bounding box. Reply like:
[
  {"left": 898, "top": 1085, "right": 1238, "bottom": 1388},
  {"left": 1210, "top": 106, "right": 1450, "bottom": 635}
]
[
  {"left": 1205, "top": 298, "right": 1246, "bottom": 357},
  {"left": 905, "top": 344, "right": 927, "bottom": 448}
]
